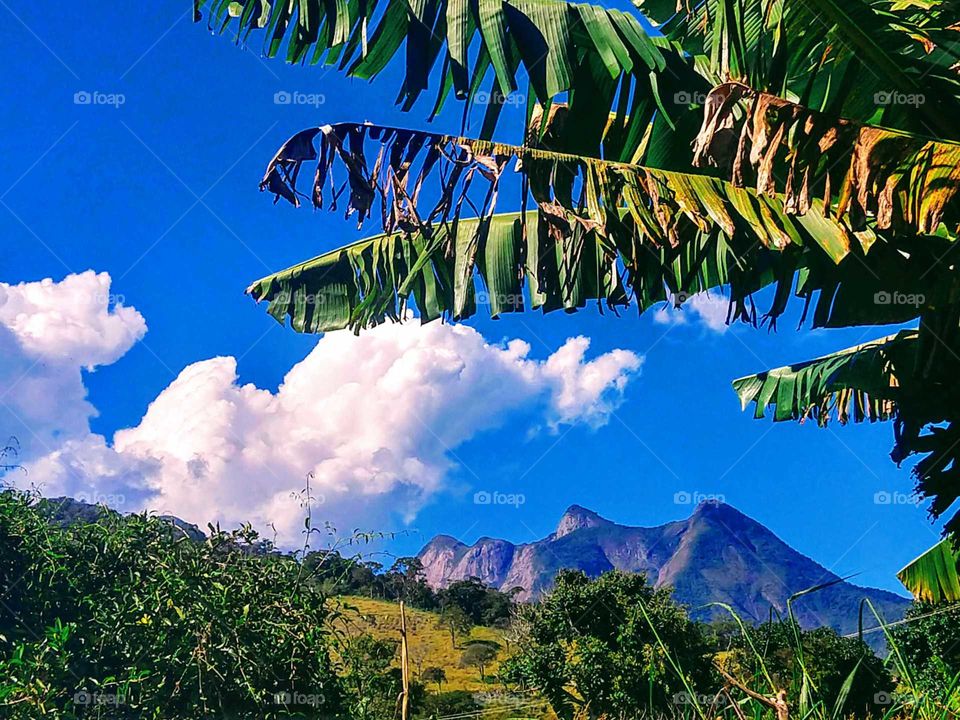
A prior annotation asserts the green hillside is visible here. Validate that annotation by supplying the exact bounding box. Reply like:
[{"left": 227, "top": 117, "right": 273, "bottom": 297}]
[
  {"left": 331, "top": 596, "right": 507, "bottom": 692},
  {"left": 329, "top": 596, "right": 555, "bottom": 718}
]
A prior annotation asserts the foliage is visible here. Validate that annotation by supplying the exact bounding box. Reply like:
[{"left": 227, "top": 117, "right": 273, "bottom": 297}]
[
  {"left": 414, "top": 690, "right": 480, "bottom": 719},
  {"left": 439, "top": 577, "right": 519, "bottom": 626},
  {"left": 501, "top": 570, "right": 715, "bottom": 720},
  {"left": 898, "top": 540, "right": 960, "bottom": 603},
  {"left": 205, "top": 0, "right": 960, "bottom": 588},
  {"left": 889, "top": 602, "right": 960, "bottom": 694},
  {"left": 0, "top": 488, "right": 405, "bottom": 719},
  {"left": 3, "top": 489, "right": 960, "bottom": 718},
  {"left": 304, "top": 551, "right": 516, "bottom": 624},
  {"left": 459, "top": 643, "right": 498, "bottom": 681},
  {"left": 420, "top": 666, "right": 446, "bottom": 693},
  {"left": 727, "top": 620, "right": 893, "bottom": 717}
]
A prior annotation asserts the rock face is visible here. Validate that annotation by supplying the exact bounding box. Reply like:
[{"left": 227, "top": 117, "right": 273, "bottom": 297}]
[{"left": 418, "top": 502, "right": 911, "bottom": 641}]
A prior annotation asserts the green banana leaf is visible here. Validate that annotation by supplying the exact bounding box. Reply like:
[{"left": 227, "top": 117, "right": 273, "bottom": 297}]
[{"left": 898, "top": 538, "right": 960, "bottom": 603}]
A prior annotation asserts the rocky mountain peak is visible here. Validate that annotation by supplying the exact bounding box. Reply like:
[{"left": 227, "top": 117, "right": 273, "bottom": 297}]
[
  {"left": 417, "top": 501, "right": 911, "bottom": 650},
  {"left": 554, "top": 504, "right": 612, "bottom": 538}
]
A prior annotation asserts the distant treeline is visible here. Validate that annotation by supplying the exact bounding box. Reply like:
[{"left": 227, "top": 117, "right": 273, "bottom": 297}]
[{"left": 302, "top": 551, "right": 518, "bottom": 626}]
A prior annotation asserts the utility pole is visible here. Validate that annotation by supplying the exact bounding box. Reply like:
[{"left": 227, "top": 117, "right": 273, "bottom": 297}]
[{"left": 399, "top": 600, "right": 410, "bottom": 720}]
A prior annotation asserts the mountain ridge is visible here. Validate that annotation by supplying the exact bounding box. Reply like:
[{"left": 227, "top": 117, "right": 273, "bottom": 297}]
[{"left": 418, "top": 501, "right": 910, "bottom": 643}]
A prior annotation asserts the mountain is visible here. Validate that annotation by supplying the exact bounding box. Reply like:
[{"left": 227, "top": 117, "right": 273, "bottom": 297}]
[
  {"left": 38, "top": 496, "right": 207, "bottom": 542},
  {"left": 418, "top": 502, "right": 911, "bottom": 641}
]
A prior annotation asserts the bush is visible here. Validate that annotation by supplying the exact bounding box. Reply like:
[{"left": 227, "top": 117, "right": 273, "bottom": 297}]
[
  {"left": 728, "top": 620, "right": 894, "bottom": 717},
  {"left": 890, "top": 601, "right": 960, "bottom": 692},
  {"left": 415, "top": 690, "right": 479, "bottom": 719},
  {"left": 501, "top": 570, "right": 716, "bottom": 720},
  {"left": 0, "top": 489, "right": 355, "bottom": 718}
]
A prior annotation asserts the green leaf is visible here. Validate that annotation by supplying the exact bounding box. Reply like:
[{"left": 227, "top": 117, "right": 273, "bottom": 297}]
[{"left": 897, "top": 538, "right": 960, "bottom": 603}]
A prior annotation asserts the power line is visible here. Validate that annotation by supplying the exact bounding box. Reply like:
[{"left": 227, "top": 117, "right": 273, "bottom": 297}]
[
  {"left": 433, "top": 699, "right": 543, "bottom": 720},
  {"left": 842, "top": 602, "right": 959, "bottom": 638}
]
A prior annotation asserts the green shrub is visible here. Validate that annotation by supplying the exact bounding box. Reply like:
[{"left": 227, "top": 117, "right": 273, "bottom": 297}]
[
  {"left": 890, "top": 601, "right": 960, "bottom": 693},
  {"left": 728, "top": 620, "right": 894, "bottom": 717},
  {"left": 501, "top": 569, "right": 716, "bottom": 720},
  {"left": 414, "top": 690, "right": 479, "bottom": 719},
  {"left": 0, "top": 489, "right": 347, "bottom": 718}
]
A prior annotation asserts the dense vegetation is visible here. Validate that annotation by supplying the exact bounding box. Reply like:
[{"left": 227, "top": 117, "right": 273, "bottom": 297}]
[
  {"left": 0, "top": 489, "right": 406, "bottom": 719},
  {"left": 302, "top": 552, "right": 517, "bottom": 625},
  {"left": 2, "top": 489, "right": 958, "bottom": 719},
  {"left": 502, "top": 570, "right": 717, "bottom": 719}
]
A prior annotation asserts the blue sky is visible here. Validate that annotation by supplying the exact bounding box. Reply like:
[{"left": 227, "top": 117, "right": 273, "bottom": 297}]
[{"left": 0, "top": 1, "right": 944, "bottom": 595}]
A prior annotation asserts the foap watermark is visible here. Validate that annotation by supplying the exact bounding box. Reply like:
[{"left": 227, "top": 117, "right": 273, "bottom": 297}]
[
  {"left": 74, "top": 90, "right": 125, "bottom": 108},
  {"left": 274, "top": 90, "right": 326, "bottom": 107},
  {"left": 874, "top": 91, "right": 925, "bottom": 108},
  {"left": 874, "top": 691, "right": 894, "bottom": 706},
  {"left": 474, "top": 90, "right": 525, "bottom": 106},
  {"left": 75, "top": 489, "right": 126, "bottom": 508},
  {"left": 92, "top": 292, "right": 126, "bottom": 307},
  {"left": 673, "top": 90, "right": 709, "bottom": 105},
  {"left": 673, "top": 692, "right": 719, "bottom": 706},
  {"left": 273, "top": 691, "right": 324, "bottom": 707},
  {"left": 74, "top": 691, "right": 125, "bottom": 706},
  {"left": 475, "top": 691, "right": 530, "bottom": 708},
  {"left": 874, "top": 290, "right": 924, "bottom": 307},
  {"left": 474, "top": 490, "right": 525, "bottom": 508},
  {"left": 271, "top": 290, "right": 333, "bottom": 305},
  {"left": 475, "top": 290, "right": 524, "bottom": 307},
  {"left": 874, "top": 490, "right": 921, "bottom": 507},
  {"left": 674, "top": 491, "right": 725, "bottom": 505}
]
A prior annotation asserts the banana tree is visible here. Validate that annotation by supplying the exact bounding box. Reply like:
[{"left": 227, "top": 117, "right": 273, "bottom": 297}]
[{"left": 197, "top": 0, "right": 960, "bottom": 598}]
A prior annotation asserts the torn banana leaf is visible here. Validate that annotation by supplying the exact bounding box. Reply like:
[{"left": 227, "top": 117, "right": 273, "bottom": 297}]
[
  {"left": 693, "top": 82, "right": 960, "bottom": 236},
  {"left": 732, "top": 329, "right": 918, "bottom": 426},
  {"left": 195, "top": 0, "right": 675, "bottom": 137},
  {"left": 734, "top": 322, "right": 960, "bottom": 536},
  {"left": 251, "top": 122, "right": 954, "bottom": 333},
  {"left": 634, "top": 0, "right": 960, "bottom": 138}
]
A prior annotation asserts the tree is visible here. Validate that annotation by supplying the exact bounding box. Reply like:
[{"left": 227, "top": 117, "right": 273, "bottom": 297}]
[
  {"left": 727, "top": 621, "right": 893, "bottom": 718},
  {"left": 890, "top": 601, "right": 960, "bottom": 693},
  {"left": 500, "top": 570, "right": 714, "bottom": 720},
  {"left": 460, "top": 643, "right": 498, "bottom": 682},
  {"left": 437, "top": 605, "right": 472, "bottom": 649},
  {"left": 437, "top": 577, "right": 515, "bottom": 626},
  {"left": 415, "top": 690, "right": 479, "bottom": 719},
  {"left": 199, "top": 0, "right": 960, "bottom": 595},
  {"left": 386, "top": 556, "right": 437, "bottom": 608},
  {"left": 420, "top": 666, "right": 446, "bottom": 694},
  {"left": 338, "top": 634, "right": 404, "bottom": 720}
]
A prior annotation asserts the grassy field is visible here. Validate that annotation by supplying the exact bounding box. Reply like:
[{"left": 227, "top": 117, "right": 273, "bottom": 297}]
[
  {"left": 328, "top": 596, "right": 558, "bottom": 718},
  {"left": 329, "top": 596, "right": 509, "bottom": 692}
]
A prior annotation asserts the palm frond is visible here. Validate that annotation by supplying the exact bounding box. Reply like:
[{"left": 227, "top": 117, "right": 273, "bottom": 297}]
[
  {"left": 693, "top": 82, "right": 960, "bottom": 236},
  {"left": 195, "top": 0, "right": 695, "bottom": 149},
  {"left": 254, "top": 122, "right": 954, "bottom": 332},
  {"left": 898, "top": 538, "right": 960, "bottom": 603},
  {"left": 634, "top": 0, "right": 960, "bottom": 137},
  {"left": 732, "top": 330, "right": 917, "bottom": 425}
]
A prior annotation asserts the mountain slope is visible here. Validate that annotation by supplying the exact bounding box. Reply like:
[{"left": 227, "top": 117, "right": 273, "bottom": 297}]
[{"left": 418, "top": 502, "right": 910, "bottom": 638}]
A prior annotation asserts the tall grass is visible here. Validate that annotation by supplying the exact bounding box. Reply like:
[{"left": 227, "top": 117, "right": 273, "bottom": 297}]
[{"left": 633, "top": 594, "right": 959, "bottom": 720}]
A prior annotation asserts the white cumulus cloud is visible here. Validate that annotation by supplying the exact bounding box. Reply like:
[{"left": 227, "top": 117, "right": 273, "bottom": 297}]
[
  {"left": 0, "top": 271, "right": 146, "bottom": 455},
  {"left": 4, "top": 273, "right": 642, "bottom": 546},
  {"left": 653, "top": 291, "right": 731, "bottom": 333}
]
